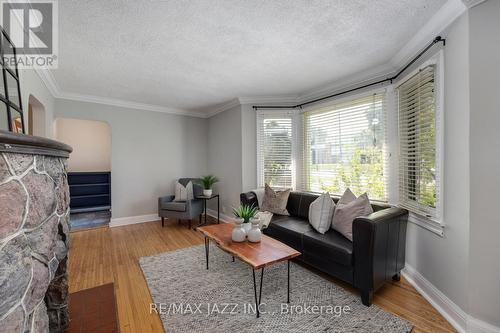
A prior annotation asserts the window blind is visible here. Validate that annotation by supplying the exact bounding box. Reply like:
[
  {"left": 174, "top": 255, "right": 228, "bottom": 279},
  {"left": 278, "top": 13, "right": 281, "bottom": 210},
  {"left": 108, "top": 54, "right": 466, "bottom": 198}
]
[
  {"left": 257, "top": 112, "right": 294, "bottom": 188},
  {"left": 398, "top": 65, "right": 438, "bottom": 218},
  {"left": 302, "top": 93, "right": 387, "bottom": 200}
]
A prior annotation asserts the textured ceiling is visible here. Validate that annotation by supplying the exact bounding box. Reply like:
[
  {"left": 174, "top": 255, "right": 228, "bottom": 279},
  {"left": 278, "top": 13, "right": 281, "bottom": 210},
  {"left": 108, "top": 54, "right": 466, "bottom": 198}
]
[{"left": 53, "top": 0, "right": 447, "bottom": 113}]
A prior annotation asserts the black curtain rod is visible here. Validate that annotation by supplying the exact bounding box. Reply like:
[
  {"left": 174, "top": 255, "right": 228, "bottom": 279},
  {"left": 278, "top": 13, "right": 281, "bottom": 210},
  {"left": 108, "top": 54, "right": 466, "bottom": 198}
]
[{"left": 252, "top": 36, "right": 446, "bottom": 110}]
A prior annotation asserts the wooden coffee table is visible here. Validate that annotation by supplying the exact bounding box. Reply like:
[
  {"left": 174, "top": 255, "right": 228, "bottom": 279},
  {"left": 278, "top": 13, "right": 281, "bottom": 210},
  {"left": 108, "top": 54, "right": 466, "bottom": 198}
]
[{"left": 197, "top": 223, "right": 301, "bottom": 318}]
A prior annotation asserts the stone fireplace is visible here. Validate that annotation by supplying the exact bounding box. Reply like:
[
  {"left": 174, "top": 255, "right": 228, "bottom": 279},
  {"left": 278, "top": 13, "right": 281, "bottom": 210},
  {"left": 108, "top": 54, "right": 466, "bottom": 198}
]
[{"left": 0, "top": 131, "right": 72, "bottom": 332}]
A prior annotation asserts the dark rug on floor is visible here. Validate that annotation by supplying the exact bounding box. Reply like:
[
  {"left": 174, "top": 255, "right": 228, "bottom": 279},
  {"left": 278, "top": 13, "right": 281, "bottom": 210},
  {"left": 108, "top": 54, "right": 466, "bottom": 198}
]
[
  {"left": 140, "top": 244, "right": 412, "bottom": 333},
  {"left": 65, "top": 283, "right": 119, "bottom": 333}
]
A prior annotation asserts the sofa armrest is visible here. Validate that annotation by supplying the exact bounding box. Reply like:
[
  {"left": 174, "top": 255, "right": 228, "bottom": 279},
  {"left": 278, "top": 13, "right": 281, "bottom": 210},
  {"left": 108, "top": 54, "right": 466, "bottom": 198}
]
[
  {"left": 158, "top": 195, "right": 175, "bottom": 211},
  {"left": 352, "top": 207, "right": 408, "bottom": 296},
  {"left": 240, "top": 191, "right": 259, "bottom": 209}
]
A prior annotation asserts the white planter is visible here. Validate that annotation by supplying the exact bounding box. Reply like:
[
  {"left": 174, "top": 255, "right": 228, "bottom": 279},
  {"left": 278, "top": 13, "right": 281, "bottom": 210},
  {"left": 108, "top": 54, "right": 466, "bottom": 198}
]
[
  {"left": 203, "top": 189, "right": 212, "bottom": 197},
  {"left": 243, "top": 222, "right": 251, "bottom": 233},
  {"left": 247, "top": 217, "right": 262, "bottom": 242},
  {"left": 231, "top": 218, "right": 246, "bottom": 242}
]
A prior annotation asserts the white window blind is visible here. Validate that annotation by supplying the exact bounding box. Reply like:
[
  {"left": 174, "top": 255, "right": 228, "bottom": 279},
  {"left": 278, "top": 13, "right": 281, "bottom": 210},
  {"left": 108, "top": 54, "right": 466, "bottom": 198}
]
[
  {"left": 398, "top": 65, "right": 439, "bottom": 219},
  {"left": 257, "top": 112, "right": 294, "bottom": 188},
  {"left": 303, "top": 93, "right": 387, "bottom": 200}
]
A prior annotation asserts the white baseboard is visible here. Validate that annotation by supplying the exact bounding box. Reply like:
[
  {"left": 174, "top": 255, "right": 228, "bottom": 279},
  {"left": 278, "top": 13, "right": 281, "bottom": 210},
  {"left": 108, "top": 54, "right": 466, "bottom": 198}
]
[
  {"left": 109, "top": 214, "right": 159, "bottom": 227},
  {"left": 402, "top": 264, "right": 467, "bottom": 333},
  {"left": 206, "top": 208, "right": 232, "bottom": 223},
  {"left": 468, "top": 317, "right": 500, "bottom": 333},
  {"left": 403, "top": 264, "right": 500, "bottom": 333}
]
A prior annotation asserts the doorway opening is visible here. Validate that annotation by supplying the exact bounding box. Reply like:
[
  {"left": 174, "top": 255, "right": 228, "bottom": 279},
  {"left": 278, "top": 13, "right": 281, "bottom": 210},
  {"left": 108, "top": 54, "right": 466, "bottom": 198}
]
[
  {"left": 54, "top": 117, "right": 112, "bottom": 231},
  {"left": 27, "top": 95, "right": 46, "bottom": 136}
]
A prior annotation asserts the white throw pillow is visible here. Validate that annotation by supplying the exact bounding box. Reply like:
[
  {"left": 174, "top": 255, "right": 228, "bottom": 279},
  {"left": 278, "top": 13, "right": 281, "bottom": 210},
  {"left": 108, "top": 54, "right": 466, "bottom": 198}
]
[
  {"left": 331, "top": 191, "right": 373, "bottom": 241},
  {"left": 308, "top": 192, "right": 336, "bottom": 234},
  {"left": 174, "top": 181, "right": 194, "bottom": 202}
]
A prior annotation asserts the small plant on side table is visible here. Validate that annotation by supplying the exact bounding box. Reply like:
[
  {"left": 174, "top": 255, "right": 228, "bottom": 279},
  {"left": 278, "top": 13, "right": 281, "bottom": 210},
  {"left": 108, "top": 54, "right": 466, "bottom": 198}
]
[{"left": 197, "top": 175, "right": 219, "bottom": 196}]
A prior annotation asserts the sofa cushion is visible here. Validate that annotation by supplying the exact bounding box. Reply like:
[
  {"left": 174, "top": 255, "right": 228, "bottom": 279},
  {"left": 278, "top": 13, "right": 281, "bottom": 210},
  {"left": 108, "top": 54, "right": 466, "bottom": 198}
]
[
  {"left": 264, "top": 216, "right": 312, "bottom": 251},
  {"left": 297, "top": 192, "right": 321, "bottom": 219},
  {"left": 161, "top": 201, "right": 186, "bottom": 212},
  {"left": 302, "top": 229, "right": 353, "bottom": 266}
]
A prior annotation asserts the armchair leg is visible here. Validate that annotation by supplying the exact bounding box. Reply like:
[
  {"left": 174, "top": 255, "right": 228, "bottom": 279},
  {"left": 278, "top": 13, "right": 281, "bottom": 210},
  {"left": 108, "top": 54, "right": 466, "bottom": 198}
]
[
  {"left": 161, "top": 217, "right": 164, "bottom": 227},
  {"left": 188, "top": 219, "right": 191, "bottom": 229},
  {"left": 178, "top": 219, "right": 181, "bottom": 225},
  {"left": 361, "top": 290, "right": 373, "bottom": 306},
  {"left": 392, "top": 272, "right": 401, "bottom": 282}
]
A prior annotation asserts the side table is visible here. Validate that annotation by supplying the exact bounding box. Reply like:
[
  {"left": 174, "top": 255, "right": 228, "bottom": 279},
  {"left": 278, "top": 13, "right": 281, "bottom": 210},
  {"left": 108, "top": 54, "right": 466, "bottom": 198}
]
[{"left": 196, "top": 194, "right": 220, "bottom": 227}]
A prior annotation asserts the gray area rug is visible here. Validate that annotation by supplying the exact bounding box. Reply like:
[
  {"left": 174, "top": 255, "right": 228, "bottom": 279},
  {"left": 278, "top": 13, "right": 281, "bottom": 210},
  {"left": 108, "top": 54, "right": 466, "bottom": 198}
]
[{"left": 139, "top": 245, "right": 412, "bottom": 333}]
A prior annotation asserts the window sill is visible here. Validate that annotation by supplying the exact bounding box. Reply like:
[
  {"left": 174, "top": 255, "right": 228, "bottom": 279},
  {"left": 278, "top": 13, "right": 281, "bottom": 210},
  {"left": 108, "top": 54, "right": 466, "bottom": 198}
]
[{"left": 408, "top": 213, "right": 444, "bottom": 237}]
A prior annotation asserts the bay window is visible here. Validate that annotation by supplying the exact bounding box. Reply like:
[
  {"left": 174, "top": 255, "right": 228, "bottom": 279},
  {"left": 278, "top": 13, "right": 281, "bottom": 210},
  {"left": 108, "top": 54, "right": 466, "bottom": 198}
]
[{"left": 302, "top": 93, "right": 388, "bottom": 200}]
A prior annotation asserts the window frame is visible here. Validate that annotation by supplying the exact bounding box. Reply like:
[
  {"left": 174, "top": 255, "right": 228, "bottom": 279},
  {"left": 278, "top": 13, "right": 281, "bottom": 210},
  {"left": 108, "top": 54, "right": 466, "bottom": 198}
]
[
  {"left": 300, "top": 88, "right": 389, "bottom": 201},
  {"left": 395, "top": 51, "right": 444, "bottom": 235},
  {"left": 256, "top": 109, "right": 297, "bottom": 189}
]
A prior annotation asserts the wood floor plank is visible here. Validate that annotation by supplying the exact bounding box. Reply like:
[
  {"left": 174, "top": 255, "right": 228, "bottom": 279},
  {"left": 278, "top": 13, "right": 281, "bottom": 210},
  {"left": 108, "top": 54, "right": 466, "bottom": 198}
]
[{"left": 68, "top": 218, "right": 456, "bottom": 333}]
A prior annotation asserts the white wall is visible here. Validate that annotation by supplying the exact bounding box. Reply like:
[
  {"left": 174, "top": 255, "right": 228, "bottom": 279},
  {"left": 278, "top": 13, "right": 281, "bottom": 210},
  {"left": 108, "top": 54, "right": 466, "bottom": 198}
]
[
  {"left": 207, "top": 105, "right": 243, "bottom": 214},
  {"left": 54, "top": 118, "right": 111, "bottom": 172},
  {"left": 468, "top": 0, "right": 500, "bottom": 328},
  {"left": 240, "top": 104, "right": 257, "bottom": 192},
  {"left": 19, "top": 70, "right": 55, "bottom": 138},
  {"left": 55, "top": 99, "right": 208, "bottom": 219},
  {"left": 405, "top": 12, "right": 470, "bottom": 312}
]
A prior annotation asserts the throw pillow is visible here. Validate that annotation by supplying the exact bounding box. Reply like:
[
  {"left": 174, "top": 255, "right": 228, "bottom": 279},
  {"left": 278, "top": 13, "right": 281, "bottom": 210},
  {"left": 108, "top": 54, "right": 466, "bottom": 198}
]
[
  {"left": 260, "top": 184, "right": 290, "bottom": 216},
  {"left": 254, "top": 211, "right": 273, "bottom": 230},
  {"left": 337, "top": 187, "right": 357, "bottom": 205},
  {"left": 174, "top": 181, "right": 194, "bottom": 202},
  {"left": 308, "top": 192, "right": 335, "bottom": 234},
  {"left": 331, "top": 192, "right": 373, "bottom": 241}
]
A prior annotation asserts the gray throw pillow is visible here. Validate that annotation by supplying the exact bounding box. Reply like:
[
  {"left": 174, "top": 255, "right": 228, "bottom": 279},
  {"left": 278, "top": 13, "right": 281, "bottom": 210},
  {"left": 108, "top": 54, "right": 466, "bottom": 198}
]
[
  {"left": 174, "top": 181, "right": 194, "bottom": 202},
  {"left": 331, "top": 192, "right": 373, "bottom": 241},
  {"left": 261, "top": 184, "right": 290, "bottom": 216},
  {"left": 308, "top": 192, "right": 335, "bottom": 234}
]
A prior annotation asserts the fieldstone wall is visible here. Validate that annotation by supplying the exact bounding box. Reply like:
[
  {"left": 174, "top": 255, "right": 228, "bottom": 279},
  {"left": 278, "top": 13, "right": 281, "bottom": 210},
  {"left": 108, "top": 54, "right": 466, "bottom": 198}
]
[{"left": 0, "top": 152, "right": 70, "bottom": 332}]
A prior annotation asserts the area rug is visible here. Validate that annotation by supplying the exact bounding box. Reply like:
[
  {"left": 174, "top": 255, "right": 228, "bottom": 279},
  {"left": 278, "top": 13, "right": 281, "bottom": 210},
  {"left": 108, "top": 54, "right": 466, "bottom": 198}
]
[{"left": 139, "top": 245, "right": 412, "bottom": 333}]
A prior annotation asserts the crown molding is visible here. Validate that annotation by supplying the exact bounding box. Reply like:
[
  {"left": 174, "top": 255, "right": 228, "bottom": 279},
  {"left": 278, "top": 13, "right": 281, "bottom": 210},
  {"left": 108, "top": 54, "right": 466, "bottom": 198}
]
[
  {"left": 204, "top": 98, "right": 242, "bottom": 118},
  {"left": 238, "top": 95, "right": 300, "bottom": 106},
  {"left": 297, "top": 62, "right": 395, "bottom": 103},
  {"left": 57, "top": 91, "right": 204, "bottom": 118},
  {"left": 34, "top": 68, "right": 207, "bottom": 118},
  {"left": 390, "top": 0, "right": 466, "bottom": 68},
  {"left": 461, "top": 0, "right": 487, "bottom": 9}
]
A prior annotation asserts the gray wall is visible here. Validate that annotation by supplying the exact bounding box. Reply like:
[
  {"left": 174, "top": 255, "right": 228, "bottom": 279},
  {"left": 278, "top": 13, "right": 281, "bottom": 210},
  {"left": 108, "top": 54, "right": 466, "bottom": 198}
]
[
  {"left": 207, "top": 105, "right": 243, "bottom": 214},
  {"left": 405, "top": 12, "right": 471, "bottom": 312},
  {"left": 55, "top": 99, "right": 208, "bottom": 219},
  {"left": 469, "top": 0, "right": 500, "bottom": 326}
]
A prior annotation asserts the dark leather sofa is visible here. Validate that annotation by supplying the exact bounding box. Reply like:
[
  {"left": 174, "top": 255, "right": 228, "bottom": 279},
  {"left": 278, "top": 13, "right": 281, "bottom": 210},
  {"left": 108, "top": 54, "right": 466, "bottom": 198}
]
[{"left": 240, "top": 190, "right": 408, "bottom": 306}]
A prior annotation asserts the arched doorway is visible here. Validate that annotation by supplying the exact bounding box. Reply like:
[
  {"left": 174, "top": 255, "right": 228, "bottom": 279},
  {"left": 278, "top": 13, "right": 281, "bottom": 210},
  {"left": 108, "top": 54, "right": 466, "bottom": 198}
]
[{"left": 27, "top": 95, "right": 46, "bottom": 137}]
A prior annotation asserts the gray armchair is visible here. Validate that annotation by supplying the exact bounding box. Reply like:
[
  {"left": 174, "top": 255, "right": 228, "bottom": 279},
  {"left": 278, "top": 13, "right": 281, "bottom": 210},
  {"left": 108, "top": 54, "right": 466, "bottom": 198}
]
[{"left": 158, "top": 178, "right": 204, "bottom": 229}]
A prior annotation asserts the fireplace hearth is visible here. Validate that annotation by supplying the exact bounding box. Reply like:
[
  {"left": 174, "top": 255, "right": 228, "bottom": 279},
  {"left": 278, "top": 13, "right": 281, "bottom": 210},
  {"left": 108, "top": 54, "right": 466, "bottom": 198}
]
[{"left": 0, "top": 131, "right": 72, "bottom": 332}]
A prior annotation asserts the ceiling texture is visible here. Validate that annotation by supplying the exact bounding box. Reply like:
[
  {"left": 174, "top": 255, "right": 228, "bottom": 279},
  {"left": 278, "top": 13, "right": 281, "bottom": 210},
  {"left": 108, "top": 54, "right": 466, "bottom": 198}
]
[{"left": 53, "top": 0, "right": 448, "bottom": 115}]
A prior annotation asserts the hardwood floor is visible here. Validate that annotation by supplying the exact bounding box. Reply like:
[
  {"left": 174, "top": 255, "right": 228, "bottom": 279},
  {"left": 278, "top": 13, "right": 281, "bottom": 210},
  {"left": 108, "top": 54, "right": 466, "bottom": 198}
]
[{"left": 68, "top": 218, "right": 457, "bottom": 333}]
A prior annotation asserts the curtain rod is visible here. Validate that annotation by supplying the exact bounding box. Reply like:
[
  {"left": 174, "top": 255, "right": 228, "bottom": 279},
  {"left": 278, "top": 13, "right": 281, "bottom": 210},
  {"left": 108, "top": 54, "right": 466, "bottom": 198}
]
[{"left": 252, "top": 36, "right": 446, "bottom": 110}]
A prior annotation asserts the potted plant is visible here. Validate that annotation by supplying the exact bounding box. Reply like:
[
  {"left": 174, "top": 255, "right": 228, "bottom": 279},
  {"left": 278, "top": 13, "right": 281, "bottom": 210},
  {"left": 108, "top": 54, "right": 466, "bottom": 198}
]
[
  {"left": 197, "top": 175, "right": 219, "bottom": 196},
  {"left": 232, "top": 204, "right": 258, "bottom": 233}
]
